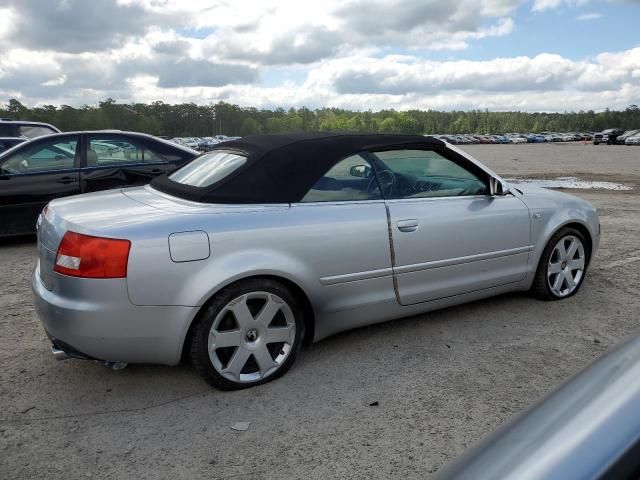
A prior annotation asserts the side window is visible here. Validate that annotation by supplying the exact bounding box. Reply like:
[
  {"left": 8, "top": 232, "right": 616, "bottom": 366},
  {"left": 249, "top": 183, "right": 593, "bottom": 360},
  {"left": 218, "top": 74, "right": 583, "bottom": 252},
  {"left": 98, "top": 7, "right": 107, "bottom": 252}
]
[
  {"left": 372, "top": 149, "right": 488, "bottom": 199},
  {"left": 301, "top": 154, "right": 381, "bottom": 203},
  {"left": 87, "top": 136, "right": 167, "bottom": 167},
  {"left": 18, "top": 125, "right": 58, "bottom": 138},
  {"left": 0, "top": 137, "right": 78, "bottom": 174}
]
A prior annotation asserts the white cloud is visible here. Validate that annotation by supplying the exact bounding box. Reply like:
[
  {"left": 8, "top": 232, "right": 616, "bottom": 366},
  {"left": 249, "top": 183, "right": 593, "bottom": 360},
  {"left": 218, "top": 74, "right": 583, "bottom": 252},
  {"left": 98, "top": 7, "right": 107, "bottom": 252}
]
[
  {"left": 532, "top": 0, "right": 589, "bottom": 11},
  {"left": 0, "top": 7, "right": 16, "bottom": 39},
  {"left": 532, "top": 0, "right": 640, "bottom": 11},
  {"left": 0, "top": 0, "right": 638, "bottom": 112},
  {"left": 7, "top": 45, "right": 637, "bottom": 113},
  {"left": 576, "top": 12, "right": 602, "bottom": 19},
  {"left": 0, "top": 0, "right": 523, "bottom": 57}
]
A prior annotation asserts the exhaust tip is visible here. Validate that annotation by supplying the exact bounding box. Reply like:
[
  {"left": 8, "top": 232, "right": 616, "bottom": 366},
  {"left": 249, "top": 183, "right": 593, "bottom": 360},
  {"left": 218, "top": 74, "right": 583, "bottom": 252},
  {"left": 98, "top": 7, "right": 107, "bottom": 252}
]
[{"left": 51, "top": 344, "right": 70, "bottom": 361}]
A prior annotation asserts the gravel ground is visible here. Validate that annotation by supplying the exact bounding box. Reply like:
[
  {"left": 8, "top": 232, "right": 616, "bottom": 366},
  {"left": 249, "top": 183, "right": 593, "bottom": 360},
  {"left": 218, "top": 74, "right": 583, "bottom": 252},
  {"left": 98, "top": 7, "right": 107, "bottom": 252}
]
[{"left": 1, "top": 143, "right": 639, "bottom": 479}]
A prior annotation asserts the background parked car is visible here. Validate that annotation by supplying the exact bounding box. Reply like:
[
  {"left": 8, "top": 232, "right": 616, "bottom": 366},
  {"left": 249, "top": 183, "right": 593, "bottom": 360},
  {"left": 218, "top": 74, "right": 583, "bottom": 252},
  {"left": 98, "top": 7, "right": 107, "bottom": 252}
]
[
  {"left": 525, "top": 134, "right": 545, "bottom": 143},
  {"left": 198, "top": 137, "right": 219, "bottom": 151},
  {"left": 0, "top": 130, "right": 198, "bottom": 236},
  {"left": 0, "top": 137, "right": 27, "bottom": 153},
  {"left": 0, "top": 119, "right": 60, "bottom": 138},
  {"left": 616, "top": 129, "right": 640, "bottom": 144},
  {"left": 593, "top": 128, "right": 625, "bottom": 145},
  {"left": 181, "top": 137, "right": 201, "bottom": 150},
  {"left": 625, "top": 133, "right": 640, "bottom": 145}
]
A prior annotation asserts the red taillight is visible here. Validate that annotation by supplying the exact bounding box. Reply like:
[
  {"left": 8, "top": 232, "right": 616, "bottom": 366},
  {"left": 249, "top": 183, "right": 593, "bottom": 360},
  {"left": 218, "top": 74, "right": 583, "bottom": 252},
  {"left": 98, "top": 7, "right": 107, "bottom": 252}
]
[{"left": 54, "top": 231, "right": 131, "bottom": 279}]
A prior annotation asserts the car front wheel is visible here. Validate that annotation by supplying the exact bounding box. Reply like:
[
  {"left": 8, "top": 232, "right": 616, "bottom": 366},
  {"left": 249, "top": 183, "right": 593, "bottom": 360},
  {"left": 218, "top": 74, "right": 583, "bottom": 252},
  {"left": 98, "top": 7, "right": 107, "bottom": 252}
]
[
  {"left": 531, "top": 227, "right": 589, "bottom": 300},
  {"left": 189, "top": 279, "right": 304, "bottom": 390}
]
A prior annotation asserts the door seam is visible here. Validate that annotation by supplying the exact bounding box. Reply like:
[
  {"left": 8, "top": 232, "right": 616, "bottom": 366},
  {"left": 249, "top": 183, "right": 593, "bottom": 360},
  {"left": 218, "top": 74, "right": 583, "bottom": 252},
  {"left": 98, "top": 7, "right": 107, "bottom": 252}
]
[{"left": 384, "top": 203, "right": 402, "bottom": 304}]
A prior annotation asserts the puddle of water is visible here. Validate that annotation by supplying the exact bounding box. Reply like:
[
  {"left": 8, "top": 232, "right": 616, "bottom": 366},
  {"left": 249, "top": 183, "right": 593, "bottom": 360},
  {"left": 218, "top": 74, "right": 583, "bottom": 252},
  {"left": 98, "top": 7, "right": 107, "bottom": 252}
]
[{"left": 505, "top": 176, "right": 632, "bottom": 191}]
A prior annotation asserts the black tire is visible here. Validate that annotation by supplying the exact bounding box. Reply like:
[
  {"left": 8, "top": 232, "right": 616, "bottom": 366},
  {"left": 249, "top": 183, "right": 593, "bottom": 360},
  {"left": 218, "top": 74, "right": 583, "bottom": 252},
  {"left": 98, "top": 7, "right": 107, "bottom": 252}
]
[
  {"left": 189, "top": 278, "right": 305, "bottom": 390},
  {"left": 530, "top": 227, "right": 589, "bottom": 301}
]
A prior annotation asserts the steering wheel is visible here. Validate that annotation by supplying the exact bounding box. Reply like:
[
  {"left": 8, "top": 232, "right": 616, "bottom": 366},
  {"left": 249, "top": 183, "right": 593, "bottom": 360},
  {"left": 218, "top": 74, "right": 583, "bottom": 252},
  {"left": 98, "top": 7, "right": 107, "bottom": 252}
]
[{"left": 368, "top": 169, "right": 396, "bottom": 198}]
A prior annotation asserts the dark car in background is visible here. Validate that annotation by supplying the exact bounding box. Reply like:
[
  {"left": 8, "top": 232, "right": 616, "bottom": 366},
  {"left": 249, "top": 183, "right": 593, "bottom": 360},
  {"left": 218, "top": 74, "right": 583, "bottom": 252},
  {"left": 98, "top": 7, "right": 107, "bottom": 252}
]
[
  {"left": 593, "top": 128, "right": 625, "bottom": 145},
  {"left": 0, "top": 119, "right": 61, "bottom": 138},
  {"left": 0, "top": 130, "right": 198, "bottom": 236},
  {"left": 0, "top": 137, "right": 27, "bottom": 153}
]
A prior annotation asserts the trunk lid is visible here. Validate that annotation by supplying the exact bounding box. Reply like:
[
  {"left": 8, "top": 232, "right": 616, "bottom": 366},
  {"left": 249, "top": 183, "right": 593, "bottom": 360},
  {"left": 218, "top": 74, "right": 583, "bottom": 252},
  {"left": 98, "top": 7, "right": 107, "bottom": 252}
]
[
  {"left": 122, "top": 184, "right": 289, "bottom": 215},
  {"left": 36, "top": 186, "right": 288, "bottom": 290}
]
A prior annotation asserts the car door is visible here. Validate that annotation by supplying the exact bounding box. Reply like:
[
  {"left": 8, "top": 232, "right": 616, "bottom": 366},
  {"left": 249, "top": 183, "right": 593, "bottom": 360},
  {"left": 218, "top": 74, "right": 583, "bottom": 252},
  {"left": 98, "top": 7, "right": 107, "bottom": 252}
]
[
  {"left": 289, "top": 154, "right": 394, "bottom": 312},
  {"left": 0, "top": 135, "right": 80, "bottom": 236},
  {"left": 81, "top": 134, "right": 177, "bottom": 193},
  {"left": 370, "top": 148, "right": 531, "bottom": 306}
]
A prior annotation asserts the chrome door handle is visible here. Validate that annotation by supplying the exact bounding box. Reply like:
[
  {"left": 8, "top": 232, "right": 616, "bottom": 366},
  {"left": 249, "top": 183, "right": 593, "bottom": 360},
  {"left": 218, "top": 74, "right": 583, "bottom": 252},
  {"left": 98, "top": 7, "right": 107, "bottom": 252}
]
[{"left": 396, "top": 219, "right": 419, "bottom": 232}]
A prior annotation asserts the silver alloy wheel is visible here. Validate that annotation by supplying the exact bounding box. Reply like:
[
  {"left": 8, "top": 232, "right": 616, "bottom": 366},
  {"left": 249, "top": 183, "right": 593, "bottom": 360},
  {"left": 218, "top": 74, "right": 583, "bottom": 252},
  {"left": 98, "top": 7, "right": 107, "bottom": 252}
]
[
  {"left": 547, "top": 235, "right": 585, "bottom": 298},
  {"left": 207, "top": 292, "right": 296, "bottom": 383}
]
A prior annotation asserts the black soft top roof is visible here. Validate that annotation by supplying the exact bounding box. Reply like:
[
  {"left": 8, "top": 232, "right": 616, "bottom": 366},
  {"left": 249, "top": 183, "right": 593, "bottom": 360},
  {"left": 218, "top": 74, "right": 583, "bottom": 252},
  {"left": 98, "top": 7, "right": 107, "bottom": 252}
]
[{"left": 151, "top": 132, "right": 445, "bottom": 204}]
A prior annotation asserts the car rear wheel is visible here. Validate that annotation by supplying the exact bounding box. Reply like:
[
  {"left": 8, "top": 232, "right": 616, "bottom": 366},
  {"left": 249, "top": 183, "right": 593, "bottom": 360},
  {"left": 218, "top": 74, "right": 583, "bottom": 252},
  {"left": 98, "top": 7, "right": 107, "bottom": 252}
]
[
  {"left": 189, "top": 279, "right": 304, "bottom": 390},
  {"left": 531, "top": 227, "right": 588, "bottom": 301}
]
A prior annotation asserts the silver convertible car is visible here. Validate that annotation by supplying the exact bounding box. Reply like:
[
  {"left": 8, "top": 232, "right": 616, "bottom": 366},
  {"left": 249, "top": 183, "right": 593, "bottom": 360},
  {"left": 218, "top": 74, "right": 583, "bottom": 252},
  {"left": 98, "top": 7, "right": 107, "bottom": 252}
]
[{"left": 33, "top": 133, "right": 600, "bottom": 389}]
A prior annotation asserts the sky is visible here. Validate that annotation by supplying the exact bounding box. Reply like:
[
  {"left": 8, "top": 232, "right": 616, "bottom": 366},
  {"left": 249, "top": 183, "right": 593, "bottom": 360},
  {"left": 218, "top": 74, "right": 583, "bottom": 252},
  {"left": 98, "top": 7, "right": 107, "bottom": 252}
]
[{"left": 0, "top": 0, "right": 639, "bottom": 112}]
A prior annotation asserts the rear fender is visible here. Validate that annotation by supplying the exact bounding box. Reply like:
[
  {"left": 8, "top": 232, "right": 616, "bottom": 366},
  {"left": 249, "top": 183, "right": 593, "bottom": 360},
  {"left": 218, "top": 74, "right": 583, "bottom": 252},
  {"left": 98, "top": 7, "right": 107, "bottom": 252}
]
[{"left": 188, "top": 249, "right": 319, "bottom": 309}]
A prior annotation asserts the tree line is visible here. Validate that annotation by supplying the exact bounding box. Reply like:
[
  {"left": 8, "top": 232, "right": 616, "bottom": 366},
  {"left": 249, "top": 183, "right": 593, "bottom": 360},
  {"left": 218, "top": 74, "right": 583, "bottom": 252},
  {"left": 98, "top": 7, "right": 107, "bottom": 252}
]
[{"left": 2, "top": 98, "right": 639, "bottom": 137}]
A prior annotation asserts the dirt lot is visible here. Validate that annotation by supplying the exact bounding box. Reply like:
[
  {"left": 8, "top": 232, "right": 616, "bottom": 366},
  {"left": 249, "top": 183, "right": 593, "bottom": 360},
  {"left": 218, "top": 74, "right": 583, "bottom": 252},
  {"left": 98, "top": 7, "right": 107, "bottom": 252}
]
[{"left": 1, "top": 143, "right": 639, "bottom": 479}]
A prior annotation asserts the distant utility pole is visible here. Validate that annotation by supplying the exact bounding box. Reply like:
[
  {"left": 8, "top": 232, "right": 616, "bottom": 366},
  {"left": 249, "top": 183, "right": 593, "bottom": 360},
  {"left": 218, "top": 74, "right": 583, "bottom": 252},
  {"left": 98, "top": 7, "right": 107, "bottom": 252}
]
[{"left": 211, "top": 106, "right": 216, "bottom": 136}]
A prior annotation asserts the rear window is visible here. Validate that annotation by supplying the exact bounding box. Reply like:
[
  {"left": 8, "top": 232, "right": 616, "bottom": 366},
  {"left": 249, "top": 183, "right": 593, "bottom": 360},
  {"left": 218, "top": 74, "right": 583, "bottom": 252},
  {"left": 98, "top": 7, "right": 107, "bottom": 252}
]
[
  {"left": 168, "top": 150, "right": 247, "bottom": 187},
  {"left": 0, "top": 125, "right": 13, "bottom": 136},
  {"left": 0, "top": 139, "right": 23, "bottom": 152},
  {"left": 144, "top": 139, "right": 195, "bottom": 162}
]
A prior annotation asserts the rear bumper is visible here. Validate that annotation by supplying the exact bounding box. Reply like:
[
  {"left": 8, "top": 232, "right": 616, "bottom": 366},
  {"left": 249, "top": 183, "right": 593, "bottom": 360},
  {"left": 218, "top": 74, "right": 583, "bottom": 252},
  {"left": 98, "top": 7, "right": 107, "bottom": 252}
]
[{"left": 32, "top": 262, "right": 199, "bottom": 365}]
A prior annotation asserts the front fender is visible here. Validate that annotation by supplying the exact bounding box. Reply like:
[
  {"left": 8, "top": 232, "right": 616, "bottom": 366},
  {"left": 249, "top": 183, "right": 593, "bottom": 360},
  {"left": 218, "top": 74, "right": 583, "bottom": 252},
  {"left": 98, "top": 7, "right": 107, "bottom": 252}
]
[{"left": 526, "top": 202, "right": 599, "bottom": 281}]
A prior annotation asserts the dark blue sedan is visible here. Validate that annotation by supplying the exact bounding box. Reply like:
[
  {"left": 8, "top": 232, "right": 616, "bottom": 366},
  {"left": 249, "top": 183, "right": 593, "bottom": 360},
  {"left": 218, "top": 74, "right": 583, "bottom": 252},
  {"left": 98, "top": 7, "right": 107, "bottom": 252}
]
[{"left": 0, "top": 130, "right": 198, "bottom": 236}]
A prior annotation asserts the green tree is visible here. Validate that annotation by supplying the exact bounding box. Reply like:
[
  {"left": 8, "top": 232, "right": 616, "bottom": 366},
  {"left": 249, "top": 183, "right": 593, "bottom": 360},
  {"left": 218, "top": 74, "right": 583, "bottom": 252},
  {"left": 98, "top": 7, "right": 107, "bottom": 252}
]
[
  {"left": 239, "top": 117, "right": 262, "bottom": 136},
  {"left": 2, "top": 98, "right": 637, "bottom": 137}
]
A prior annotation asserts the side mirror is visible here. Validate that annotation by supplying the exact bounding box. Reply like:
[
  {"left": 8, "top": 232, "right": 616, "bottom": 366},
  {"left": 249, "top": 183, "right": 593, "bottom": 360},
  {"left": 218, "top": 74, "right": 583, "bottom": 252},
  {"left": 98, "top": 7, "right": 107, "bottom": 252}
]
[
  {"left": 490, "top": 177, "right": 509, "bottom": 196},
  {"left": 350, "top": 165, "right": 372, "bottom": 178}
]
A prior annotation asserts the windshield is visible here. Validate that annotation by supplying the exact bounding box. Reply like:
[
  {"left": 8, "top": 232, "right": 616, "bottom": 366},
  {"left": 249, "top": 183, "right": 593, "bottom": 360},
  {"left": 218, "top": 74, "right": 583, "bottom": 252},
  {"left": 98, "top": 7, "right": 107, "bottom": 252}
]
[{"left": 168, "top": 150, "right": 247, "bottom": 187}]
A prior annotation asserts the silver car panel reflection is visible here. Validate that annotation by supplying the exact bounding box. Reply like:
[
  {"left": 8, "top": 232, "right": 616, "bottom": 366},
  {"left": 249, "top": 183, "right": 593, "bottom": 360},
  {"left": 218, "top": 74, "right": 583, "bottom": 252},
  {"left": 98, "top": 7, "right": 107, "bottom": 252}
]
[
  {"left": 32, "top": 143, "right": 600, "bottom": 365},
  {"left": 434, "top": 333, "right": 640, "bottom": 480}
]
